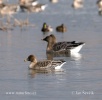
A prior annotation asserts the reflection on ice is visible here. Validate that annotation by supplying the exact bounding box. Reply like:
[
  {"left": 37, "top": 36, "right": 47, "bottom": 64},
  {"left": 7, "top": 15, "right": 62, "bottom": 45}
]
[
  {"left": 71, "top": 52, "right": 82, "bottom": 61},
  {"left": 28, "top": 68, "right": 65, "bottom": 78},
  {"left": 46, "top": 52, "right": 82, "bottom": 61}
]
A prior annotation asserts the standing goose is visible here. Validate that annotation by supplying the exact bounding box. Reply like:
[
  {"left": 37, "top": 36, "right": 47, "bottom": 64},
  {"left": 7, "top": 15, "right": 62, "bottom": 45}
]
[
  {"left": 19, "top": 0, "right": 38, "bottom": 6},
  {"left": 24, "top": 55, "right": 66, "bottom": 70},
  {"left": 20, "top": 4, "right": 47, "bottom": 12},
  {"left": 0, "top": 3, "right": 20, "bottom": 23},
  {"left": 20, "top": 0, "right": 47, "bottom": 13},
  {"left": 72, "top": 0, "right": 83, "bottom": 9},
  {"left": 42, "top": 34, "right": 85, "bottom": 54},
  {"left": 0, "top": 0, "right": 6, "bottom": 9},
  {"left": 0, "top": 4, "right": 20, "bottom": 15},
  {"left": 49, "top": 0, "right": 58, "bottom": 3},
  {"left": 96, "top": 0, "right": 102, "bottom": 15}
]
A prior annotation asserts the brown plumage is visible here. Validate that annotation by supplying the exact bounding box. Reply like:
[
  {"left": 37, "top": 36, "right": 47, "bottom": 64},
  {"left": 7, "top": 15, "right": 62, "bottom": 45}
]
[
  {"left": 24, "top": 55, "right": 66, "bottom": 70},
  {"left": 42, "top": 34, "right": 85, "bottom": 53}
]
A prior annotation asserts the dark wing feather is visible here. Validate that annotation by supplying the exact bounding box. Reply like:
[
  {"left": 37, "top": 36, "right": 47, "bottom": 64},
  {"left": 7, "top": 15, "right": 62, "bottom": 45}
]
[
  {"left": 53, "top": 41, "right": 84, "bottom": 51},
  {"left": 35, "top": 60, "right": 51, "bottom": 69},
  {"left": 51, "top": 60, "right": 66, "bottom": 69},
  {"left": 66, "top": 42, "right": 85, "bottom": 49},
  {"left": 52, "top": 41, "right": 76, "bottom": 51}
]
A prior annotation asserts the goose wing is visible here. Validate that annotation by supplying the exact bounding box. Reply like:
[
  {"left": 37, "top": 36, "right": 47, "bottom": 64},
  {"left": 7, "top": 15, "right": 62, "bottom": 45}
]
[
  {"left": 66, "top": 42, "right": 85, "bottom": 49},
  {"left": 52, "top": 41, "right": 76, "bottom": 51},
  {"left": 34, "top": 60, "right": 66, "bottom": 70},
  {"left": 53, "top": 41, "right": 85, "bottom": 51},
  {"left": 51, "top": 60, "right": 66, "bottom": 69},
  {"left": 34, "top": 60, "right": 52, "bottom": 70}
]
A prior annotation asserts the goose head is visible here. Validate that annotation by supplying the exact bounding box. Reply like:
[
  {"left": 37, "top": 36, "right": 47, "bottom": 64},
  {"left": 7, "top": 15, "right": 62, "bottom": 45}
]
[
  {"left": 42, "top": 34, "right": 57, "bottom": 51},
  {"left": 24, "top": 55, "right": 37, "bottom": 69}
]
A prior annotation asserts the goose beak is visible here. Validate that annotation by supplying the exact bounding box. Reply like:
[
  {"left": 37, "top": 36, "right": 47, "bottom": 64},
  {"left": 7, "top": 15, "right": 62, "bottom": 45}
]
[
  {"left": 41, "top": 36, "right": 48, "bottom": 41},
  {"left": 41, "top": 38, "right": 45, "bottom": 41}
]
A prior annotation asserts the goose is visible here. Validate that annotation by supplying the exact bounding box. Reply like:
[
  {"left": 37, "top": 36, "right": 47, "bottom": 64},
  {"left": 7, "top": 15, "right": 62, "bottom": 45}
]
[
  {"left": 0, "top": 4, "right": 20, "bottom": 15},
  {"left": 97, "top": 0, "right": 102, "bottom": 5},
  {"left": 20, "top": 4, "right": 47, "bottom": 12},
  {"left": 19, "top": 0, "right": 38, "bottom": 6},
  {"left": 0, "top": 3, "right": 20, "bottom": 23},
  {"left": 24, "top": 55, "right": 66, "bottom": 70},
  {"left": 41, "top": 22, "right": 53, "bottom": 32},
  {"left": 72, "top": 0, "right": 83, "bottom": 9},
  {"left": 96, "top": 0, "right": 102, "bottom": 15},
  {"left": 0, "top": 0, "right": 6, "bottom": 9},
  {"left": 34, "top": 4, "right": 47, "bottom": 11},
  {"left": 49, "top": 0, "right": 58, "bottom": 3},
  {"left": 56, "top": 24, "right": 67, "bottom": 32},
  {"left": 20, "top": 1, "right": 47, "bottom": 12},
  {"left": 42, "top": 34, "right": 85, "bottom": 54}
]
